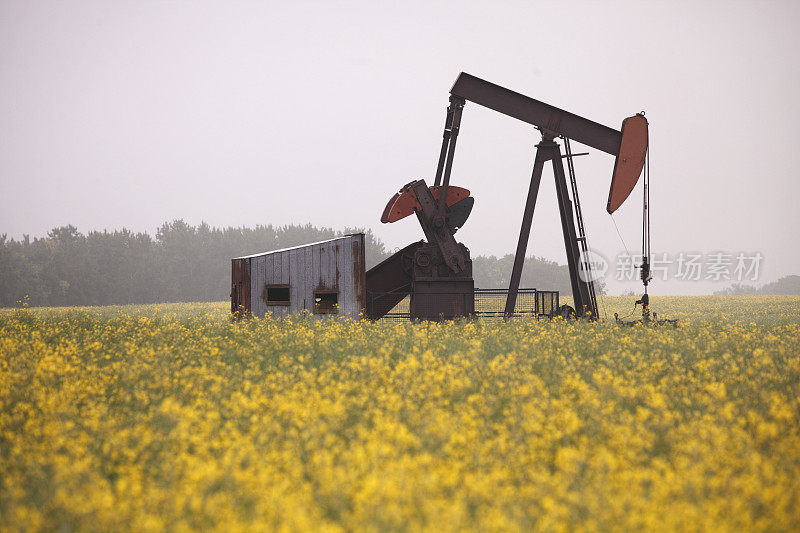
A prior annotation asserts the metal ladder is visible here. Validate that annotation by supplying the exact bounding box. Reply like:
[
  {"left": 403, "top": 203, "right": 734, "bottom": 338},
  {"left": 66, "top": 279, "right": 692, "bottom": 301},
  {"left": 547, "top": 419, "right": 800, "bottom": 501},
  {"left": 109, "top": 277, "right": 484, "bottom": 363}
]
[{"left": 564, "top": 138, "right": 599, "bottom": 318}]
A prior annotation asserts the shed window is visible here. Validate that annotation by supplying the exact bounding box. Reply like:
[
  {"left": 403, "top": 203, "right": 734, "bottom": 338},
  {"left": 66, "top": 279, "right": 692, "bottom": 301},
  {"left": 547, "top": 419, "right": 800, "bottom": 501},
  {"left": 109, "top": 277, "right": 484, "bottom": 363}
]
[
  {"left": 265, "top": 284, "right": 290, "bottom": 305},
  {"left": 314, "top": 290, "right": 339, "bottom": 314}
]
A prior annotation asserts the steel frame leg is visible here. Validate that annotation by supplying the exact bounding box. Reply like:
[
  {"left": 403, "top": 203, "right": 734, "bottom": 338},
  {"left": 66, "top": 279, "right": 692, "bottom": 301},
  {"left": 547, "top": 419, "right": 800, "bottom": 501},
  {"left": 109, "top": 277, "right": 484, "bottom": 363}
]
[
  {"left": 433, "top": 104, "right": 455, "bottom": 187},
  {"left": 433, "top": 96, "right": 465, "bottom": 189},
  {"left": 505, "top": 140, "right": 549, "bottom": 317},
  {"left": 551, "top": 144, "right": 593, "bottom": 317}
]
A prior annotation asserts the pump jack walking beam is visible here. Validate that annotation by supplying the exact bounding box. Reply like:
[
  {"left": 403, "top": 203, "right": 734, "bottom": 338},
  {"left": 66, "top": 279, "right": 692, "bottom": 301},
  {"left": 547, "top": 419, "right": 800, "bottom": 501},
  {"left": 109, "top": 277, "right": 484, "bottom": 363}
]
[{"left": 449, "top": 73, "right": 622, "bottom": 155}]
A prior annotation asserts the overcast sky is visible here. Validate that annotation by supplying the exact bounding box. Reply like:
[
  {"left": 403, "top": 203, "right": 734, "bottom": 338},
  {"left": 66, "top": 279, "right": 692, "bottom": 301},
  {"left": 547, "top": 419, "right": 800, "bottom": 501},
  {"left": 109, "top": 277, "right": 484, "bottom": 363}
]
[{"left": 2, "top": 1, "right": 799, "bottom": 294}]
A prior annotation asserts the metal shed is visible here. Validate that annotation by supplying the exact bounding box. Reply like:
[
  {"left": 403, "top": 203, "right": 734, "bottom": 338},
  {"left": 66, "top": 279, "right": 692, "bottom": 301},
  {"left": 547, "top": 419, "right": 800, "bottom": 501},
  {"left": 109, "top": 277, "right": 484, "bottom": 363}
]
[{"left": 231, "top": 234, "right": 366, "bottom": 318}]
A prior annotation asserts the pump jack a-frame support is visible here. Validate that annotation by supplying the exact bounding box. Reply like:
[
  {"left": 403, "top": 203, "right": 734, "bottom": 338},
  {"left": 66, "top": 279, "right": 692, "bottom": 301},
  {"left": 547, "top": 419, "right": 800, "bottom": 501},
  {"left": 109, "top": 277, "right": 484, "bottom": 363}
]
[{"left": 506, "top": 134, "right": 596, "bottom": 318}]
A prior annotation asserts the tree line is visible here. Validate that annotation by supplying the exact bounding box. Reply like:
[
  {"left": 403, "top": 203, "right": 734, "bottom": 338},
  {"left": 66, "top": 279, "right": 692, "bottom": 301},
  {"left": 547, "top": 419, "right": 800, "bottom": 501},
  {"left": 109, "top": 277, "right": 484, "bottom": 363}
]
[
  {"left": 713, "top": 276, "right": 800, "bottom": 295},
  {"left": 0, "top": 221, "right": 591, "bottom": 308}
]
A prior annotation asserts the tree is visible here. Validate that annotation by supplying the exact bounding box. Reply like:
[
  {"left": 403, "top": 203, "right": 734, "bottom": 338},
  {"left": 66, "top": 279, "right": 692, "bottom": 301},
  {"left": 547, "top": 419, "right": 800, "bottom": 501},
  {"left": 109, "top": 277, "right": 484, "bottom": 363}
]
[{"left": 0, "top": 221, "right": 608, "bottom": 307}]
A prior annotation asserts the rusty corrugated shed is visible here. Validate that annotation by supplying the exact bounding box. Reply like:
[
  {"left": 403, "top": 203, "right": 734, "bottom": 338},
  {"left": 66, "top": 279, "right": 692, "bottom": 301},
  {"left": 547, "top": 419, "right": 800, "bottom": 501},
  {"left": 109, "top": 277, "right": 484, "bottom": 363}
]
[{"left": 231, "top": 234, "right": 366, "bottom": 318}]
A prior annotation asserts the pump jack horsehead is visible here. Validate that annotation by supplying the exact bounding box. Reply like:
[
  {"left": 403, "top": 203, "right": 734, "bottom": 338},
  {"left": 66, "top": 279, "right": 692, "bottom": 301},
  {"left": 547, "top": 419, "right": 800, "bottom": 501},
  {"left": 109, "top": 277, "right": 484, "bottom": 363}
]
[{"left": 364, "top": 72, "right": 658, "bottom": 323}]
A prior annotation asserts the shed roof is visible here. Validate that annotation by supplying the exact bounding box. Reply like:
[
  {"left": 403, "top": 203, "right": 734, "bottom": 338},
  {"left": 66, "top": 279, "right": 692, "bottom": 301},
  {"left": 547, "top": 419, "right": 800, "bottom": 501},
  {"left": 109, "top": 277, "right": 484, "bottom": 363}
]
[{"left": 232, "top": 233, "right": 364, "bottom": 260}]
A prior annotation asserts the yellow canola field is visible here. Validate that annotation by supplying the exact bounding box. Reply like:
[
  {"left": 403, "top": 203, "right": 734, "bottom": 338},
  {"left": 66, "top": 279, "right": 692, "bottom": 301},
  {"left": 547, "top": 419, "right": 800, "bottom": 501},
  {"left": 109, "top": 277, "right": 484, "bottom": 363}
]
[{"left": 1, "top": 296, "right": 799, "bottom": 532}]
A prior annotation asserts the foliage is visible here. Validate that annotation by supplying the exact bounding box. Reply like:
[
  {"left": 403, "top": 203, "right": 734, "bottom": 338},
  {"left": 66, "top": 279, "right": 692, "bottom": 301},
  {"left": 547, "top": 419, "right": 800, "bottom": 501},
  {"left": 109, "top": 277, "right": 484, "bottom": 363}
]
[
  {"left": 714, "top": 275, "right": 800, "bottom": 296},
  {"left": 1, "top": 223, "right": 591, "bottom": 308},
  {"left": 0, "top": 222, "right": 389, "bottom": 308},
  {"left": 1, "top": 296, "right": 799, "bottom": 531},
  {"left": 472, "top": 254, "right": 606, "bottom": 295}
]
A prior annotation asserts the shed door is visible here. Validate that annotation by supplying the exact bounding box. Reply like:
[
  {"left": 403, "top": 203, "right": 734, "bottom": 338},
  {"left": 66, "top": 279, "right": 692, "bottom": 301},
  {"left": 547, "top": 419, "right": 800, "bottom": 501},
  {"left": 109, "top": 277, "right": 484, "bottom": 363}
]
[{"left": 231, "top": 259, "right": 251, "bottom": 316}]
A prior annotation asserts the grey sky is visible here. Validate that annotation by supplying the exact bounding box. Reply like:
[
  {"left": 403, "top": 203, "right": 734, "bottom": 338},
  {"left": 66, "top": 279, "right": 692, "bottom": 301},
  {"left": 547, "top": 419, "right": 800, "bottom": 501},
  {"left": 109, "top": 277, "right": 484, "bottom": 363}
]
[{"left": 2, "top": 1, "right": 799, "bottom": 294}]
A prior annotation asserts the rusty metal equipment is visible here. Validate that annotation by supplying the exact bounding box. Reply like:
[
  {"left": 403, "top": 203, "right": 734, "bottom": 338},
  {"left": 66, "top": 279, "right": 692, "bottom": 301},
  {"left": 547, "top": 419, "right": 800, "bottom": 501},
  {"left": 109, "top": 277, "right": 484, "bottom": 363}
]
[
  {"left": 368, "top": 180, "right": 475, "bottom": 320},
  {"left": 365, "top": 72, "right": 649, "bottom": 321}
]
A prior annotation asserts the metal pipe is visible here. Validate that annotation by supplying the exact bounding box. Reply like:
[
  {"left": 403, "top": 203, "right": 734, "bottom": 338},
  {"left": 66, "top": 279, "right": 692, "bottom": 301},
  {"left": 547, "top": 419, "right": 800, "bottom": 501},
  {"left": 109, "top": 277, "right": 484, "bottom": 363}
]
[
  {"left": 437, "top": 97, "right": 464, "bottom": 218},
  {"left": 505, "top": 141, "right": 548, "bottom": 317},
  {"left": 433, "top": 104, "right": 455, "bottom": 187}
]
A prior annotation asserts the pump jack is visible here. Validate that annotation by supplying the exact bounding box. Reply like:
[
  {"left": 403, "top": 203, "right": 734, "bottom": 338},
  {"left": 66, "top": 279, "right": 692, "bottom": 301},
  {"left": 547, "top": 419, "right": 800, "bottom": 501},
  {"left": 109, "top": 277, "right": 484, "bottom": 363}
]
[{"left": 365, "top": 73, "right": 649, "bottom": 321}]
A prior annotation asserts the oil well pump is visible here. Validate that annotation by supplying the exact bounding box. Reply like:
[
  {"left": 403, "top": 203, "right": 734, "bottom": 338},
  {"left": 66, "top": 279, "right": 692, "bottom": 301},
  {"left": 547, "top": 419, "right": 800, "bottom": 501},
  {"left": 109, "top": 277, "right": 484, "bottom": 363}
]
[{"left": 364, "top": 73, "right": 649, "bottom": 321}]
